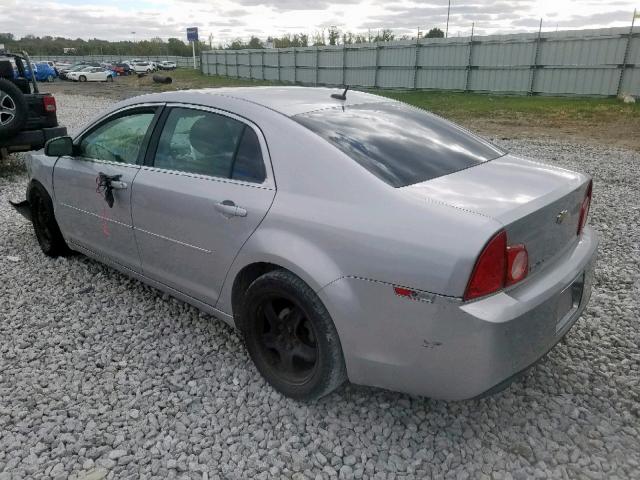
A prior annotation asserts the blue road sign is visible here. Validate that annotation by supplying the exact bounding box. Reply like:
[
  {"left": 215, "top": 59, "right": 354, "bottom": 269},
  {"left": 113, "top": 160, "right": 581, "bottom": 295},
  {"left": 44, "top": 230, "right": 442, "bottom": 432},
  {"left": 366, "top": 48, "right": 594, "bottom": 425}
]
[{"left": 187, "top": 27, "right": 199, "bottom": 42}]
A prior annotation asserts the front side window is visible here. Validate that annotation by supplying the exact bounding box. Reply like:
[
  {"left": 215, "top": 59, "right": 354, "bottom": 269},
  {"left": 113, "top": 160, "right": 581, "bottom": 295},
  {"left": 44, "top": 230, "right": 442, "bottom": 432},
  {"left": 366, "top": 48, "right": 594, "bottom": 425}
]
[
  {"left": 79, "top": 111, "right": 155, "bottom": 164},
  {"left": 154, "top": 107, "right": 266, "bottom": 183},
  {"left": 294, "top": 102, "right": 505, "bottom": 187}
]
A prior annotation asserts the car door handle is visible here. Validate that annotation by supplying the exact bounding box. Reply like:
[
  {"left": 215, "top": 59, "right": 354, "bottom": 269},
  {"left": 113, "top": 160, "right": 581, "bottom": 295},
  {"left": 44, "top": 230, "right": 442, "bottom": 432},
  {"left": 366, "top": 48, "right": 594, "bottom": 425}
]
[
  {"left": 215, "top": 201, "right": 247, "bottom": 218},
  {"left": 110, "top": 180, "right": 128, "bottom": 190}
]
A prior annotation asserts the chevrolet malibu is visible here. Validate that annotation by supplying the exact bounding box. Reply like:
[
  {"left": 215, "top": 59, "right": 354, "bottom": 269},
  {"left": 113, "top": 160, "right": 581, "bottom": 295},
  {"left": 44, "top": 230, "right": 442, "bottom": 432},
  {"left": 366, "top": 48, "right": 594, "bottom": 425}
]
[{"left": 12, "top": 87, "right": 598, "bottom": 401}]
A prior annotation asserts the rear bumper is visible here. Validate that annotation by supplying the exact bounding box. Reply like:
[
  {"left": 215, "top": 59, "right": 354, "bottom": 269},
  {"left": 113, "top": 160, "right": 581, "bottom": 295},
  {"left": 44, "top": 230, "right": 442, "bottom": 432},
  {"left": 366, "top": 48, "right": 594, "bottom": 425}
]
[
  {"left": 318, "top": 227, "right": 598, "bottom": 400},
  {"left": 0, "top": 126, "right": 67, "bottom": 152}
]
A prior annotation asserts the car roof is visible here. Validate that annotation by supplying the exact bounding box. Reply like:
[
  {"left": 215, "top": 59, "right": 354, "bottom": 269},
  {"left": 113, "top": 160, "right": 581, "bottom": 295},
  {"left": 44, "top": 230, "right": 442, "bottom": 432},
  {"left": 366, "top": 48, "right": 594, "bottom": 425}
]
[{"left": 128, "top": 86, "right": 390, "bottom": 117}]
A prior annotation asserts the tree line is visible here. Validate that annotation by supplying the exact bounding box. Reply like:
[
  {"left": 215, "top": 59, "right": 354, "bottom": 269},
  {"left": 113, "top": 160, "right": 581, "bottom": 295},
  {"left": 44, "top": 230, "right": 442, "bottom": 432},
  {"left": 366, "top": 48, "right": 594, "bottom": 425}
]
[
  {"left": 0, "top": 33, "right": 206, "bottom": 57},
  {"left": 228, "top": 27, "right": 444, "bottom": 50},
  {"left": 0, "top": 27, "right": 445, "bottom": 57}
]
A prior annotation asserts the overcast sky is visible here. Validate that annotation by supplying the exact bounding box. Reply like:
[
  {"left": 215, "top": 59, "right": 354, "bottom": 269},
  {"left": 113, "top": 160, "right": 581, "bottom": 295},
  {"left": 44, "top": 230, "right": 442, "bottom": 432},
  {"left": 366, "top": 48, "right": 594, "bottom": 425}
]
[{"left": 1, "top": 0, "right": 637, "bottom": 44}]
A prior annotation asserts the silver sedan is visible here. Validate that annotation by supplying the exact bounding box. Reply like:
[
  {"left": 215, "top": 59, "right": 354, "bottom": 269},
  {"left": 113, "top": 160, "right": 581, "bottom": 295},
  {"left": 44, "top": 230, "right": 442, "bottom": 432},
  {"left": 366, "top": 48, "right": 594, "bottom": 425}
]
[{"left": 12, "top": 87, "right": 598, "bottom": 400}]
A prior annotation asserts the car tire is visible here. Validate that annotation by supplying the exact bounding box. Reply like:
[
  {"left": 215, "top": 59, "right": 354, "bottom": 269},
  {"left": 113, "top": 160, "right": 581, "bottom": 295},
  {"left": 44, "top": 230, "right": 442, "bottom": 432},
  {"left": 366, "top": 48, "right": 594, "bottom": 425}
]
[
  {"left": 239, "top": 269, "right": 347, "bottom": 401},
  {"left": 47, "top": 74, "right": 55, "bottom": 83},
  {"left": 29, "top": 182, "right": 70, "bottom": 257},
  {"left": 79, "top": 75, "right": 87, "bottom": 82},
  {"left": 106, "top": 75, "right": 113, "bottom": 82},
  {"left": 0, "top": 78, "right": 29, "bottom": 139}
]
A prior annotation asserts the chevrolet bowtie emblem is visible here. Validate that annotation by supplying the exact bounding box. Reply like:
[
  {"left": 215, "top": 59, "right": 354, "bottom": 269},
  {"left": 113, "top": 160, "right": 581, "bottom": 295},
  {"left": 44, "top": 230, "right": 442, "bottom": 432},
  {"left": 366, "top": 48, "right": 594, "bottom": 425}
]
[{"left": 556, "top": 209, "right": 569, "bottom": 224}]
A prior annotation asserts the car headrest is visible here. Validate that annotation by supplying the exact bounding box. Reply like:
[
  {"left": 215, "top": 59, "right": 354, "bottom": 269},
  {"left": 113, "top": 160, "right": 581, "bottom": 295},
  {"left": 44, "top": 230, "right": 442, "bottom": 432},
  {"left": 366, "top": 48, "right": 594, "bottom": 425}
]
[{"left": 189, "top": 115, "right": 234, "bottom": 155}]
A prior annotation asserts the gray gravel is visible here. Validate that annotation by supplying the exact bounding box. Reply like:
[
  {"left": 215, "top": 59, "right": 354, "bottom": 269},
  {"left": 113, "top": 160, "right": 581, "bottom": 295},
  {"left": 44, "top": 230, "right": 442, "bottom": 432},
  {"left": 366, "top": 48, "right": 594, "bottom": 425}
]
[{"left": 1, "top": 93, "right": 639, "bottom": 480}]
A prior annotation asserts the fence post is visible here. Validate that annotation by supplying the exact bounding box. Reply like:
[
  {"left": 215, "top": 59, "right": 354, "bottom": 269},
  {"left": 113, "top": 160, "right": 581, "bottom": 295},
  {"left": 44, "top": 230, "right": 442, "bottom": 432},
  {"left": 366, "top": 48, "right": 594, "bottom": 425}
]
[
  {"left": 374, "top": 42, "right": 381, "bottom": 88},
  {"left": 315, "top": 47, "right": 320, "bottom": 86},
  {"left": 277, "top": 49, "right": 281, "bottom": 82},
  {"left": 617, "top": 9, "right": 637, "bottom": 96},
  {"left": 529, "top": 18, "right": 543, "bottom": 95},
  {"left": 293, "top": 48, "right": 297, "bottom": 84},
  {"left": 224, "top": 51, "right": 228, "bottom": 77},
  {"left": 261, "top": 50, "right": 265, "bottom": 80},
  {"left": 249, "top": 51, "right": 253, "bottom": 80},
  {"left": 342, "top": 45, "right": 347, "bottom": 86},
  {"left": 465, "top": 22, "right": 475, "bottom": 92},
  {"left": 236, "top": 51, "right": 240, "bottom": 79},
  {"left": 214, "top": 51, "right": 218, "bottom": 76},
  {"left": 413, "top": 38, "right": 420, "bottom": 89}
]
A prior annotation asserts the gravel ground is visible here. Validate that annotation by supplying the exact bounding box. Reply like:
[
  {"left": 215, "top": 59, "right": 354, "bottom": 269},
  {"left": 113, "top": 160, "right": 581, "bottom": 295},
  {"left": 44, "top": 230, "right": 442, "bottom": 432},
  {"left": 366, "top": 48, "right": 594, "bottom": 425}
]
[{"left": 1, "top": 94, "right": 639, "bottom": 480}]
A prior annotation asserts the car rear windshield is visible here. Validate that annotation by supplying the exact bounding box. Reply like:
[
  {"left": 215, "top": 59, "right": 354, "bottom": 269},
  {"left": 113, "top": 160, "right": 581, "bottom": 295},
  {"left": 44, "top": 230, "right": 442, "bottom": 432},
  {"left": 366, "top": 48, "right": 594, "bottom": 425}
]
[{"left": 294, "top": 102, "right": 505, "bottom": 187}]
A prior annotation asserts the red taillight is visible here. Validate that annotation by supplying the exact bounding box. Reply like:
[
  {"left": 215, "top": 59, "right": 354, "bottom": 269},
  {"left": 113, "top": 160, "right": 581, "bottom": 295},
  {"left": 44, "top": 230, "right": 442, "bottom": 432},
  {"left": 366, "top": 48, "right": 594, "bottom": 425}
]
[
  {"left": 464, "top": 230, "right": 529, "bottom": 301},
  {"left": 43, "top": 96, "right": 56, "bottom": 113},
  {"left": 577, "top": 181, "right": 592, "bottom": 236},
  {"left": 464, "top": 230, "right": 507, "bottom": 300}
]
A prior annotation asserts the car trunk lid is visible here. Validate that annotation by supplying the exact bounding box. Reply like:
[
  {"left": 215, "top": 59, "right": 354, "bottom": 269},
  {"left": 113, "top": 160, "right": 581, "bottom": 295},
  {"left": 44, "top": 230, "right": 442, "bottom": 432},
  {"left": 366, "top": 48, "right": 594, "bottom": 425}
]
[{"left": 402, "top": 154, "right": 591, "bottom": 277}]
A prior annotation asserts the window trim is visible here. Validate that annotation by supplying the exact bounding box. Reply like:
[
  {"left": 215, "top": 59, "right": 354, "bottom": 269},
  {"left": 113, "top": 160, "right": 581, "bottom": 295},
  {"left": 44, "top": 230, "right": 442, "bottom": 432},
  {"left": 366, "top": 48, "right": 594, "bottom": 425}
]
[
  {"left": 142, "top": 103, "right": 275, "bottom": 190},
  {"left": 73, "top": 103, "right": 165, "bottom": 166}
]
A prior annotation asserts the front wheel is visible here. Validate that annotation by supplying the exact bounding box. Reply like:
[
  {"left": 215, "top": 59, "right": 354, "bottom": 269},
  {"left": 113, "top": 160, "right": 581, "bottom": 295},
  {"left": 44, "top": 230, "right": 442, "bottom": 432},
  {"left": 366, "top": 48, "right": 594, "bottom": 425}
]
[
  {"left": 239, "top": 270, "right": 347, "bottom": 401},
  {"left": 78, "top": 75, "right": 87, "bottom": 82},
  {"left": 29, "top": 183, "right": 70, "bottom": 257},
  {"left": 47, "top": 74, "right": 55, "bottom": 83},
  {"left": 106, "top": 75, "right": 113, "bottom": 82}
]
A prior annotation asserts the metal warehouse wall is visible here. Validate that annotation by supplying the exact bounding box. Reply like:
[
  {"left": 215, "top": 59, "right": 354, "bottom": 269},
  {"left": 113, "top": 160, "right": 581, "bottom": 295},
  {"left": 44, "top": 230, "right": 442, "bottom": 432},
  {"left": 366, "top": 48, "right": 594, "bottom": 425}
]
[
  {"left": 31, "top": 55, "right": 200, "bottom": 68},
  {"left": 202, "top": 27, "right": 640, "bottom": 96}
]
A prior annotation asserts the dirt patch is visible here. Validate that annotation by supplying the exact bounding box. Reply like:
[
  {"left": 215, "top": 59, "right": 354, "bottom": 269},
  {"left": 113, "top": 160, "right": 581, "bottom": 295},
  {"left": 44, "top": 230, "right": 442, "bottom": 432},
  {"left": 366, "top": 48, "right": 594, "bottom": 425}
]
[{"left": 462, "top": 116, "right": 640, "bottom": 152}]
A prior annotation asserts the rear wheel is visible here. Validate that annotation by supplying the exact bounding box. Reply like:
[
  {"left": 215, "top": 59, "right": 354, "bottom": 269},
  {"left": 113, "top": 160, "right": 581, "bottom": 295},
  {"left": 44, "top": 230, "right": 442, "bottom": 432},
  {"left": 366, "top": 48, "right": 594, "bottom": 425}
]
[
  {"left": 106, "top": 75, "right": 113, "bottom": 82},
  {"left": 47, "top": 74, "right": 55, "bottom": 82},
  {"left": 29, "top": 183, "right": 70, "bottom": 257},
  {"left": 239, "top": 270, "right": 346, "bottom": 401}
]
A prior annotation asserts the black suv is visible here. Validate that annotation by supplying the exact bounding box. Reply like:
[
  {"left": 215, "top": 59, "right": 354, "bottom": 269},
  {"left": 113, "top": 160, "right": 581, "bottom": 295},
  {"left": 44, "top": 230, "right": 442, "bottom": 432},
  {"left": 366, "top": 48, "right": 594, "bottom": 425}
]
[{"left": 0, "top": 50, "right": 67, "bottom": 159}]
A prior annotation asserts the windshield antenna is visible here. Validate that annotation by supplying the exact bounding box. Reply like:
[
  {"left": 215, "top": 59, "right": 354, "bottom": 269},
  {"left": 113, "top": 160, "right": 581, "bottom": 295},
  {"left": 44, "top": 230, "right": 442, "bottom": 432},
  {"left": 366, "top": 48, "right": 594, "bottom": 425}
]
[{"left": 331, "top": 85, "right": 350, "bottom": 100}]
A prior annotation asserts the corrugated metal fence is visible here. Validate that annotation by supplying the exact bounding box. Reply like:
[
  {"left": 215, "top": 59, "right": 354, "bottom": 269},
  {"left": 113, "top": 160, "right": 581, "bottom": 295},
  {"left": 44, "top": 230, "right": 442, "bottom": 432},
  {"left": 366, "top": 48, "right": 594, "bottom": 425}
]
[
  {"left": 31, "top": 55, "right": 200, "bottom": 68},
  {"left": 201, "top": 27, "right": 639, "bottom": 96}
]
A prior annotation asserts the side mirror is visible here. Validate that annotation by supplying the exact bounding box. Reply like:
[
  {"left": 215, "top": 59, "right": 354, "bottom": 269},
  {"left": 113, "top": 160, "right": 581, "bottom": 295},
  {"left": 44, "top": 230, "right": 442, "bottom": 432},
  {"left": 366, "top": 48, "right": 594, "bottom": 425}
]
[{"left": 44, "top": 136, "right": 74, "bottom": 157}]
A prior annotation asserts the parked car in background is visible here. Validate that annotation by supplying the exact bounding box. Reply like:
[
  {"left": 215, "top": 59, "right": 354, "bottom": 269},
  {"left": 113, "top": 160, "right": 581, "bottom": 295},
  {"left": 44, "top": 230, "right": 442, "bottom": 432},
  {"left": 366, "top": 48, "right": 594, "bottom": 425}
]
[
  {"left": 112, "top": 63, "right": 131, "bottom": 76},
  {"left": 58, "top": 63, "right": 95, "bottom": 79},
  {"left": 34, "top": 62, "right": 58, "bottom": 82},
  {"left": 159, "top": 60, "right": 177, "bottom": 70},
  {"left": 12, "top": 87, "right": 597, "bottom": 401},
  {"left": 131, "top": 62, "right": 153, "bottom": 74},
  {"left": 66, "top": 66, "right": 114, "bottom": 82}
]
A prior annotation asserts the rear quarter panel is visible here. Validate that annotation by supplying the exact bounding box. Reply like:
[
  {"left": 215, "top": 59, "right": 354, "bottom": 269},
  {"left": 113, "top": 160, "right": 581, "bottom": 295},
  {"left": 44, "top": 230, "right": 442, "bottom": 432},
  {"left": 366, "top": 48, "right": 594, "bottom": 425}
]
[{"left": 216, "top": 109, "right": 502, "bottom": 316}]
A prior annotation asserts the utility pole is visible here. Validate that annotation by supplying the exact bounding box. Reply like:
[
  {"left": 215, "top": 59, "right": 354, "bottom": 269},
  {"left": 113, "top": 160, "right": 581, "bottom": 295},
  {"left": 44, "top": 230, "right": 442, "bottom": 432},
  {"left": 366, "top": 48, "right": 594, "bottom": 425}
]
[
  {"left": 446, "top": 0, "right": 451, "bottom": 38},
  {"left": 209, "top": 33, "right": 213, "bottom": 49}
]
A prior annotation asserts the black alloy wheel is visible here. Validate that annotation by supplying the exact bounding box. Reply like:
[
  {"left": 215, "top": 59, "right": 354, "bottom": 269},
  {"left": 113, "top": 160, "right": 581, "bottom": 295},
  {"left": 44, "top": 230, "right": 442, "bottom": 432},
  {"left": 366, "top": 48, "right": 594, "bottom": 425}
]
[
  {"left": 240, "top": 270, "right": 346, "bottom": 400},
  {"left": 254, "top": 295, "right": 319, "bottom": 384}
]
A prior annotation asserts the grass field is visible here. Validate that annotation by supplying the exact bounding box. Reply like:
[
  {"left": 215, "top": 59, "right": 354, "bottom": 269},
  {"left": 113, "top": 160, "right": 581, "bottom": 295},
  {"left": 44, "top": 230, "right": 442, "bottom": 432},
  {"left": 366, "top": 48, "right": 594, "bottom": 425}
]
[
  {"left": 154, "top": 70, "right": 640, "bottom": 149},
  {"left": 38, "top": 69, "right": 640, "bottom": 151}
]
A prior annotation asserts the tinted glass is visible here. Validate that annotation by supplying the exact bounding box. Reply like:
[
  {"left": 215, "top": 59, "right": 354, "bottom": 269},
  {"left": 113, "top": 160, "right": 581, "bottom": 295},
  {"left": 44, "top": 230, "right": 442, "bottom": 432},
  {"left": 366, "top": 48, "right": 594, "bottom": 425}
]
[
  {"left": 231, "top": 127, "right": 266, "bottom": 183},
  {"left": 294, "top": 102, "right": 505, "bottom": 187},
  {"left": 80, "top": 111, "right": 155, "bottom": 164},
  {"left": 154, "top": 108, "right": 247, "bottom": 179}
]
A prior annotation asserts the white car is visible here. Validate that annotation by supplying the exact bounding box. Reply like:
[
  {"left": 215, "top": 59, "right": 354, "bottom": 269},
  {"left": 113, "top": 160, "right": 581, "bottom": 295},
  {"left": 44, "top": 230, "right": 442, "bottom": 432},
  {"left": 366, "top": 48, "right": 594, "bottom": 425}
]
[
  {"left": 159, "top": 61, "right": 177, "bottom": 70},
  {"left": 66, "top": 67, "right": 114, "bottom": 82},
  {"left": 131, "top": 62, "right": 153, "bottom": 74}
]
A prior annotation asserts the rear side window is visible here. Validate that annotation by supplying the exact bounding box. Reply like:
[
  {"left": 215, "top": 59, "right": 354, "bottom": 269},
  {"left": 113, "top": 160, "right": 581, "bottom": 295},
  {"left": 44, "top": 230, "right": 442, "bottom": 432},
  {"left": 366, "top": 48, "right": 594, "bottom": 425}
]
[
  {"left": 153, "top": 107, "right": 266, "bottom": 183},
  {"left": 294, "top": 102, "right": 505, "bottom": 187}
]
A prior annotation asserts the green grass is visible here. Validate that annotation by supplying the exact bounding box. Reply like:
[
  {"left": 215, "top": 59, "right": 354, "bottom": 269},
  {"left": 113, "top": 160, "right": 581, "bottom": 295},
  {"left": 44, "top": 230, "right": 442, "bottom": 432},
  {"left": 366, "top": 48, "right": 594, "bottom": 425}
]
[
  {"left": 153, "top": 69, "right": 281, "bottom": 90},
  {"left": 160, "top": 70, "right": 639, "bottom": 124},
  {"left": 376, "top": 90, "right": 640, "bottom": 123},
  {"left": 128, "top": 69, "right": 640, "bottom": 149}
]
